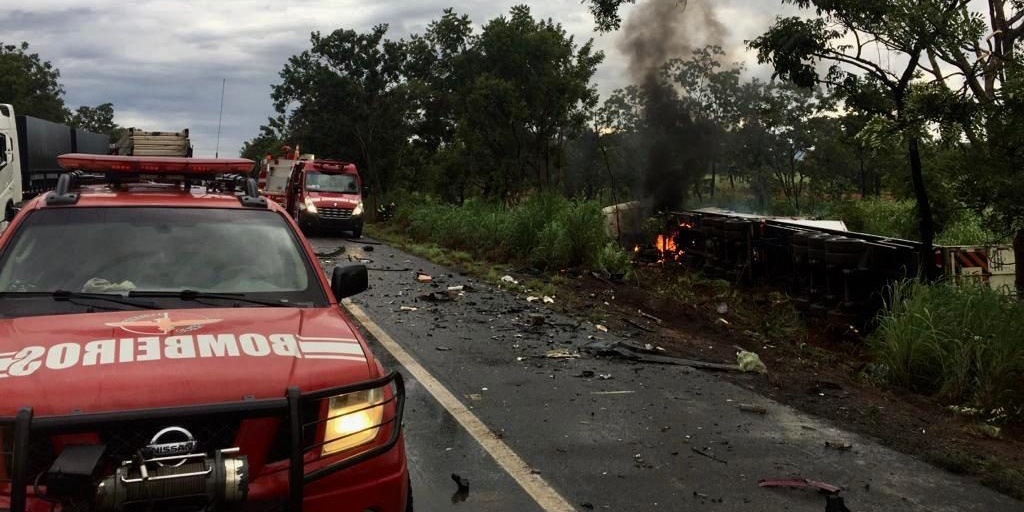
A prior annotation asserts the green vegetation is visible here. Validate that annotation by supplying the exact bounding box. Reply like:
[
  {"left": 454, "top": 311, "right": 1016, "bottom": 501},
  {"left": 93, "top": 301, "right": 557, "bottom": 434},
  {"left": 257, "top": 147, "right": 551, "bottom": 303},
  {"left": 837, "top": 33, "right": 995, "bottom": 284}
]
[
  {"left": 0, "top": 41, "right": 124, "bottom": 140},
  {"left": 385, "top": 193, "right": 629, "bottom": 275},
  {"left": 870, "top": 280, "right": 1024, "bottom": 421}
]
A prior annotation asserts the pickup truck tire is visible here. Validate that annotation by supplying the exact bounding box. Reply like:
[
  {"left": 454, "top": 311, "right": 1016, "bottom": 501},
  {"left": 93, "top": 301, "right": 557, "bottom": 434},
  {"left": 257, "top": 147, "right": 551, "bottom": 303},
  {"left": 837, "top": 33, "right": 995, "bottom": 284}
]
[
  {"left": 406, "top": 475, "right": 414, "bottom": 512},
  {"left": 351, "top": 226, "right": 362, "bottom": 238}
]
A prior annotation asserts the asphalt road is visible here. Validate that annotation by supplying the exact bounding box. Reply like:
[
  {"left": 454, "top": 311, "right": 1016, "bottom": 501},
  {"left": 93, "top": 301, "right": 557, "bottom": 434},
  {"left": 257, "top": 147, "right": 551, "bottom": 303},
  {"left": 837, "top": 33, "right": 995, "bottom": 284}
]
[{"left": 309, "top": 234, "right": 1021, "bottom": 512}]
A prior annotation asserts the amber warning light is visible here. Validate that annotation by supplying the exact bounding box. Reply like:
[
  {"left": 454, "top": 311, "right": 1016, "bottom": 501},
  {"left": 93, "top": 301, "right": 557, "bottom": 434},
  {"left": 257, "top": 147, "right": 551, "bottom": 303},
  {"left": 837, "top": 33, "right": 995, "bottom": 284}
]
[{"left": 57, "top": 154, "right": 254, "bottom": 175}]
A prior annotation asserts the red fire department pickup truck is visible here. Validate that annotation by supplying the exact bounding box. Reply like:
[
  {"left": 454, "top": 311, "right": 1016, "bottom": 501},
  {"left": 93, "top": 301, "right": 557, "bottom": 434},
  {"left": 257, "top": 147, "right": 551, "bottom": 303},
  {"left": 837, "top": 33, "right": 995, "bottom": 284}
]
[{"left": 0, "top": 155, "right": 410, "bottom": 512}]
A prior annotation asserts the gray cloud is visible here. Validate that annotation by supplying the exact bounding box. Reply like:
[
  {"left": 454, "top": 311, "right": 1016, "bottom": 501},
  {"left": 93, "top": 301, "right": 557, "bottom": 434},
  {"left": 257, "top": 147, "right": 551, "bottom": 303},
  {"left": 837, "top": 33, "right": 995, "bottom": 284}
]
[{"left": 2, "top": 0, "right": 792, "bottom": 156}]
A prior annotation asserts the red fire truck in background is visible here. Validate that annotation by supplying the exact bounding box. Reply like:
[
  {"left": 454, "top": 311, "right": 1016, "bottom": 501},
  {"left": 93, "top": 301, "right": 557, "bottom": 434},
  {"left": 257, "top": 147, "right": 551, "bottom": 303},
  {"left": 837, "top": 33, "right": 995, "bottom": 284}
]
[{"left": 258, "top": 148, "right": 365, "bottom": 238}]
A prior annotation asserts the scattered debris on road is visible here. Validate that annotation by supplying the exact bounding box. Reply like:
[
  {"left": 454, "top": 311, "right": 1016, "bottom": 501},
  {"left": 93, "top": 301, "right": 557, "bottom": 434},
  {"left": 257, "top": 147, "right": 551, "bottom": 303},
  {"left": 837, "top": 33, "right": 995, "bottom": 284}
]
[
  {"left": 416, "top": 273, "right": 433, "bottom": 283},
  {"left": 582, "top": 339, "right": 742, "bottom": 372},
  {"left": 436, "top": 346, "right": 453, "bottom": 351},
  {"left": 737, "top": 350, "right": 768, "bottom": 374},
  {"left": 545, "top": 349, "right": 581, "bottom": 359},
  {"left": 738, "top": 404, "right": 768, "bottom": 415},
  {"left": 450, "top": 473, "right": 470, "bottom": 504},
  {"left": 399, "top": 306, "right": 419, "bottom": 312},
  {"left": 590, "top": 390, "right": 635, "bottom": 395},
  {"left": 595, "top": 324, "right": 608, "bottom": 332},
  {"left": 420, "top": 291, "right": 456, "bottom": 302},
  {"left": 501, "top": 275, "right": 519, "bottom": 285},
  {"left": 362, "top": 245, "right": 375, "bottom": 252},
  {"left": 824, "top": 440, "right": 853, "bottom": 452},
  {"left": 691, "top": 447, "right": 728, "bottom": 465},
  {"left": 543, "top": 296, "right": 555, "bottom": 304},
  {"left": 528, "top": 313, "right": 546, "bottom": 326},
  {"left": 638, "top": 309, "right": 663, "bottom": 324},
  {"left": 315, "top": 247, "right": 345, "bottom": 257},
  {"left": 758, "top": 478, "right": 850, "bottom": 512}
]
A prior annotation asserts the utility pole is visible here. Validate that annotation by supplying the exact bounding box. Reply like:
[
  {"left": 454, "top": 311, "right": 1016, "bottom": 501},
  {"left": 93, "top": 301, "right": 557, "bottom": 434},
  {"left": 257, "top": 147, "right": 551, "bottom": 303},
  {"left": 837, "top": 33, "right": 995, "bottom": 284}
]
[{"left": 215, "top": 79, "right": 226, "bottom": 158}]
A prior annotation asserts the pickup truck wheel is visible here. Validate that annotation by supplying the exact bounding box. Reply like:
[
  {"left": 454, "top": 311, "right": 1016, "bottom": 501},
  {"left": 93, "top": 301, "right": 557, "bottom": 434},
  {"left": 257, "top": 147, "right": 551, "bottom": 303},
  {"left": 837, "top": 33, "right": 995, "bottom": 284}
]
[
  {"left": 351, "top": 226, "right": 363, "bottom": 239},
  {"left": 406, "top": 476, "right": 414, "bottom": 512}
]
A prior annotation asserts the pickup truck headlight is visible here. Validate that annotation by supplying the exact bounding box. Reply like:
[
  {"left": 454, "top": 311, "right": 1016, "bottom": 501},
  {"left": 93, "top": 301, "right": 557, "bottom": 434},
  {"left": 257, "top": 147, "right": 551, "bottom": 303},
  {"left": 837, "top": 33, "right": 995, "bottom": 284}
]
[
  {"left": 304, "top": 197, "right": 318, "bottom": 214},
  {"left": 352, "top": 202, "right": 364, "bottom": 216},
  {"left": 322, "top": 388, "right": 384, "bottom": 456}
]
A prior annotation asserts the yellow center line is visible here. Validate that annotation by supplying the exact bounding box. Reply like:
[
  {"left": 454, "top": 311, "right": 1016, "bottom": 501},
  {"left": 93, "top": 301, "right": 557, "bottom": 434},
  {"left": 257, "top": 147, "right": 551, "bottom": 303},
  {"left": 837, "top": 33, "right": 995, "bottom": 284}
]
[{"left": 342, "top": 299, "right": 577, "bottom": 512}]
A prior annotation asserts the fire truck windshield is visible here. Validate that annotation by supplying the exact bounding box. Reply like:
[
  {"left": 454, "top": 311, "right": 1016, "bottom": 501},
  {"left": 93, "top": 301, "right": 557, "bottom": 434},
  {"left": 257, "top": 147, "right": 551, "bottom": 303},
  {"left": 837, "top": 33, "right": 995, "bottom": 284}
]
[
  {"left": 0, "top": 208, "right": 327, "bottom": 316},
  {"left": 305, "top": 172, "right": 359, "bottom": 194}
]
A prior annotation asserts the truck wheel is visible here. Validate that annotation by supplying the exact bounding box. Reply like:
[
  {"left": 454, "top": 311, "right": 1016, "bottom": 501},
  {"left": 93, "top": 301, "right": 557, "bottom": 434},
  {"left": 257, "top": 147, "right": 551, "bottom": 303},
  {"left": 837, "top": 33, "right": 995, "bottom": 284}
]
[{"left": 351, "top": 226, "right": 363, "bottom": 239}]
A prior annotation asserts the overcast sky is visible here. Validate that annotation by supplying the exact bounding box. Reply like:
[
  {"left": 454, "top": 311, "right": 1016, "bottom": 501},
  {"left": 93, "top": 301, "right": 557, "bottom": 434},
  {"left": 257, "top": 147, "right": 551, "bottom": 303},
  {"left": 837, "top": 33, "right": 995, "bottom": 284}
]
[{"left": 2, "top": 0, "right": 798, "bottom": 157}]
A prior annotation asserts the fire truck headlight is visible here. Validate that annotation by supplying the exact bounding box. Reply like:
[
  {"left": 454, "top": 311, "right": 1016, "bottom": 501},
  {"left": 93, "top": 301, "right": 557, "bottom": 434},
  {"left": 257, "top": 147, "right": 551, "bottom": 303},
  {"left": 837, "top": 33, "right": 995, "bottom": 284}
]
[
  {"left": 304, "top": 197, "right": 318, "bottom": 214},
  {"left": 352, "top": 202, "right": 364, "bottom": 216},
  {"left": 322, "top": 388, "right": 384, "bottom": 456}
]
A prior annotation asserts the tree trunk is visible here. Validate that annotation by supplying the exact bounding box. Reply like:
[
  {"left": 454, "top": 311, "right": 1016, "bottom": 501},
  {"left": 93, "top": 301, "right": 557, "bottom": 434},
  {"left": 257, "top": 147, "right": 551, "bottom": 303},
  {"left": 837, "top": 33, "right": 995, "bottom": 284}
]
[
  {"left": 1015, "top": 228, "right": 1024, "bottom": 297},
  {"left": 710, "top": 161, "right": 717, "bottom": 200},
  {"left": 908, "top": 137, "right": 936, "bottom": 277},
  {"left": 859, "top": 158, "right": 867, "bottom": 199}
]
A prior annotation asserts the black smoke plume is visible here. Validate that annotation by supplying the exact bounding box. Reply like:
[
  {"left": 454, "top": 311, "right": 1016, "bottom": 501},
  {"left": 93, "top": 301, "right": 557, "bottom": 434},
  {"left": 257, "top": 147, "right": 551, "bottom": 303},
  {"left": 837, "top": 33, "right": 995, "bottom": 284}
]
[{"left": 617, "top": 0, "right": 726, "bottom": 211}]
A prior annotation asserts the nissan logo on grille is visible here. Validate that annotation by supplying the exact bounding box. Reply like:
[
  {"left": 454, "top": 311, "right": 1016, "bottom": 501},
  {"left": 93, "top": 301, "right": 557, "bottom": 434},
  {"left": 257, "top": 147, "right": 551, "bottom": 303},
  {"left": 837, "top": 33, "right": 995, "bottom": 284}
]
[{"left": 144, "top": 426, "right": 198, "bottom": 465}]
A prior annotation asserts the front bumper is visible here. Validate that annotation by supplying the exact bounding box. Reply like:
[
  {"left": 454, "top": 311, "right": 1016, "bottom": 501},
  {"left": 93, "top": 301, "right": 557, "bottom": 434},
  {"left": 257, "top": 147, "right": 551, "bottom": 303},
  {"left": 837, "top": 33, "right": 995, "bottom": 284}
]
[
  {"left": 0, "top": 372, "right": 406, "bottom": 512},
  {"left": 299, "top": 209, "right": 363, "bottom": 230}
]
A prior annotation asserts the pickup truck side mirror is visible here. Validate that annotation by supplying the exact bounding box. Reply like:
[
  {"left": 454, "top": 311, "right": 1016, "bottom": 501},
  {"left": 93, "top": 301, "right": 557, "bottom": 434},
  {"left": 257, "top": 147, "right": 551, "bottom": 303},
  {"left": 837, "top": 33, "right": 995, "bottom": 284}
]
[{"left": 331, "top": 264, "right": 368, "bottom": 299}]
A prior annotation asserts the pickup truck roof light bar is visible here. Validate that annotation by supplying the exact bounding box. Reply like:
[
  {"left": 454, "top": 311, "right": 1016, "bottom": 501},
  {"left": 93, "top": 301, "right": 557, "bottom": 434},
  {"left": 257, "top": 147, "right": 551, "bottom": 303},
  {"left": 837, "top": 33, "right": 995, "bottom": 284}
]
[{"left": 48, "top": 154, "right": 266, "bottom": 208}]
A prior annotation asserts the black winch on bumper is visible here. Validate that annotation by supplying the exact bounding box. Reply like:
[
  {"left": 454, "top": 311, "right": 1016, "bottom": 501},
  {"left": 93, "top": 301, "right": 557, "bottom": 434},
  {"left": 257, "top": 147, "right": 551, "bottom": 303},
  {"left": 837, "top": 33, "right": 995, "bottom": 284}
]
[{"left": 0, "top": 372, "right": 404, "bottom": 512}]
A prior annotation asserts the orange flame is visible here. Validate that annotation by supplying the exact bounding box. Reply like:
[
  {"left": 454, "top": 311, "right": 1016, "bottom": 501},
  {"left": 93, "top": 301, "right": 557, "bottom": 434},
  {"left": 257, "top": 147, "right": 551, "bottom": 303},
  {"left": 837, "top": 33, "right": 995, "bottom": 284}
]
[{"left": 655, "top": 235, "right": 678, "bottom": 253}]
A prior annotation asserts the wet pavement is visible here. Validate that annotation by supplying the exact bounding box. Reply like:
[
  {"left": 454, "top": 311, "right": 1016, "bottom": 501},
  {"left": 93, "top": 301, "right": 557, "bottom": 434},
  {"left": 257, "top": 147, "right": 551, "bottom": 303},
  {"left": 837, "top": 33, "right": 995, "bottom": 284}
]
[{"left": 310, "top": 235, "right": 1021, "bottom": 512}]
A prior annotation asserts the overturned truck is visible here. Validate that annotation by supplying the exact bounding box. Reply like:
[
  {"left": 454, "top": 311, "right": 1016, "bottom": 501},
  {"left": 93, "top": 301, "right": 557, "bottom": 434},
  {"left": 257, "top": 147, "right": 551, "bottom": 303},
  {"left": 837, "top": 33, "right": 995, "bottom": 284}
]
[{"left": 647, "top": 207, "right": 1016, "bottom": 325}]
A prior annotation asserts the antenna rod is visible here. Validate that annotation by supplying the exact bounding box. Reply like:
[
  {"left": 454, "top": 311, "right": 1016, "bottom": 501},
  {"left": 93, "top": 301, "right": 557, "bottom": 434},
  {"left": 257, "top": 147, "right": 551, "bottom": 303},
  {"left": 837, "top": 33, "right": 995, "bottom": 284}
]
[{"left": 215, "top": 78, "right": 226, "bottom": 158}]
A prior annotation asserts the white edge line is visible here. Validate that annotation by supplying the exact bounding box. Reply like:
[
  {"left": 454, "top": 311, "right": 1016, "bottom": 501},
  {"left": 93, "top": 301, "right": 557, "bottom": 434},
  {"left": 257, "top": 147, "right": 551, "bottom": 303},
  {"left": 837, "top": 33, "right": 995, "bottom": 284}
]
[{"left": 343, "top": 300, "right": 576, "bottom": 512}]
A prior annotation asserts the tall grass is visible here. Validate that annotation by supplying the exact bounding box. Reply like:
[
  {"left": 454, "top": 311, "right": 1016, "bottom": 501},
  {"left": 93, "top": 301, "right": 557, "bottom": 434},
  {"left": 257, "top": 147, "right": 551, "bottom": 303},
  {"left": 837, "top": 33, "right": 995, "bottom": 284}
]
[
  {"left": 870, "top": 280, "right": 1024, "bottom": 420},
  {"left": 391, "top": 193, "right": 630, "bottom": 273}
]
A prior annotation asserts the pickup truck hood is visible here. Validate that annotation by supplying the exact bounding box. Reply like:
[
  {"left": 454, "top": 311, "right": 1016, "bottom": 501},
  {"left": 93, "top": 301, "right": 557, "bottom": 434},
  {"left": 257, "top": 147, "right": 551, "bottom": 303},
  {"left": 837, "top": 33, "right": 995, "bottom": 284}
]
[{"left": 0, "top": 307, "right": 373, "bottom": 417}]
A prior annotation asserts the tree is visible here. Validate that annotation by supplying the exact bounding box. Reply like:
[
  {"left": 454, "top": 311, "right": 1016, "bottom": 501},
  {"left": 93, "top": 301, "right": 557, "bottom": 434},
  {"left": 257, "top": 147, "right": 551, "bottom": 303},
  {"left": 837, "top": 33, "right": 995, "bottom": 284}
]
[
  {"left": 456, "top": 5, "right": 604, "bottom": 200},
  {"left": 749, "top": 0, "right": 984, "bottom": 263},
  {"left": 270, "top": 25, "right": 413, "bottom": 196},
  {"left": 663, "top": 46, "right": 743, "bottom": 199},
  {"left": 70, "top": 103, "right": 124, "bottom": 142},
  {"left": 586, "top": 0, "right": 636, "bottom": 32},
  {"left": 0, "top": 42, "right": 68, "bottom": 122}
]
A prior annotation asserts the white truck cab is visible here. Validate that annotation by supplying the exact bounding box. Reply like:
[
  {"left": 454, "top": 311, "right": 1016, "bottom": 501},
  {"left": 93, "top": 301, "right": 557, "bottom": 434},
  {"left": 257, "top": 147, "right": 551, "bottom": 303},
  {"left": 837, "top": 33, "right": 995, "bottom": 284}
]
[{"left": 0, "top": 104, "right": 24, "bottom": 222}]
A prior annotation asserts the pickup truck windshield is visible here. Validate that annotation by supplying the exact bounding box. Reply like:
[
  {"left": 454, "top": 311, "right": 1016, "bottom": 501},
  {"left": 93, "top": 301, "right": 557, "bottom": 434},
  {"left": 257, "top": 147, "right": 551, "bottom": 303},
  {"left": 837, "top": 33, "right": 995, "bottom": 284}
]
[
  {"left": 306, "top": 172, "right": 359, "bottom": 194},
  {"left": 0, "top": 207, "right": 327, "bottom": 316}
]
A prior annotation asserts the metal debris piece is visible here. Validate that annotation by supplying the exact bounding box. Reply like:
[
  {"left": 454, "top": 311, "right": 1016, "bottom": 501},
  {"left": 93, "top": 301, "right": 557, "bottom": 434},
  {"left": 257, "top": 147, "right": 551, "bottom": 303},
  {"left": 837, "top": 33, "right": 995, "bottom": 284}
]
[
  {"left": 528, "top": 313, "right": 546, "bottom": 326},
  {"left": 691, "top": 447, "right": 728, "bottom": 465},
  {"left": 757, "top": 478, "right": 842, "bottom": 494},
  {"left": 527, "top": 296, "right": 540, "bottom": 303},
  {"left": 638, "top": 310, "right": 663, "bottom": 324},
  {"left": 448, "top": 285, "right": 464, "bottom": 292},
  {"left": 738, "top": 404, "right": 768, "bottom": 415},
  {"left": 543, "top": 296, "right": 555, "bottom": 304},
  {"left": 597, "top": 373, "right": 614, "bottom": 380},
  {"left": 595, "top": 324, "right": 608, "bottom": 333},
  {"left": 501, "top": 275, "right": 518, "bottom": 285},
  {"left": 581, "top": 339, "right": 741, "bottom": 372},
  {"left": 436, "top": 346, "right": 453, "bottom": 352},
  {"left": 420, "top": 291, "right": 456, "bottom": 302},
  {"left": 824, "top": 440, "right": 853, "bottom": 452},
  {"left": 399, "top": 306, "right": 418, "bottom": 312},
  {"left": 545, "top": 349, "right": 581, "bottom": 359},
  {"left": 315, "top": 247, "right": 345, "bottom": 257},
  {"left": 416, "top": 273, "right": 433, "bottom": 283}
]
